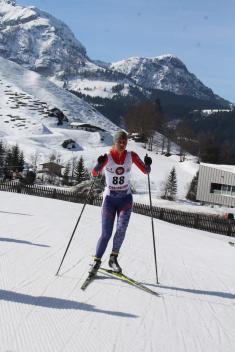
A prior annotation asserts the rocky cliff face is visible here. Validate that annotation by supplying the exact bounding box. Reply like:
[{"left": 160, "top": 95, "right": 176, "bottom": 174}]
[
  {"left": 0, "top": 0, "right": 98, "bottom": 81},
  {"left": 110, "top": 55, "right": 216, "bottom": 101}
]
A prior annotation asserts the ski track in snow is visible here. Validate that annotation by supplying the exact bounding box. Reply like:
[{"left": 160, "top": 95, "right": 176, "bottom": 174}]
[{"left": 0, "top": 192, "right": 235, "bottom": 351}]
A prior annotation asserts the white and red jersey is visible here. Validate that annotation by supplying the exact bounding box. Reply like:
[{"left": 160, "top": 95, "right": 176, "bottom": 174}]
[
  {"left": 92, "top": 148, "right": 150, "bottom": 197},
  {"left": 104, "top": 151, "right": 132, "bottom": 196}
]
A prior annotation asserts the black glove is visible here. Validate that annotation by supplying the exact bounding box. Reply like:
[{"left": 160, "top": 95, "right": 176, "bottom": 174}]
[
  {"left": 144, "top": 155, "right": 152, "bottom": 166},
  {"left": 97, "top": 154, "right": 107, "bottom": 164}
]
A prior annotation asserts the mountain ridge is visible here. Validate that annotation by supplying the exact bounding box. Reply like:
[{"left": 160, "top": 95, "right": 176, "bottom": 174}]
[{"left": 0, "top": 0, "right": 230, "bottom": 107}]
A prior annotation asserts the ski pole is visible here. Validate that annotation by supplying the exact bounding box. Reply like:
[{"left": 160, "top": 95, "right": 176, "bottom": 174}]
[
  {"left": 56, "top": 180, "right": 96, "bottom": 276},
  {"left": 146, "top": 155, "right": 159, "bottom": 284}
]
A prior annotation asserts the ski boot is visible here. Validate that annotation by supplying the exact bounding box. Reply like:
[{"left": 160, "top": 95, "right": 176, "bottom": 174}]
[
  {"left": 108, "top": 252, "right": 122, "bottom": 273},
  {"left": 89, "top": 257, "right": 101, "bottom": 277}
]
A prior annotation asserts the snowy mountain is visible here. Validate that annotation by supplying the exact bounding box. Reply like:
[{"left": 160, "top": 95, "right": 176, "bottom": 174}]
[
  {"left": 0, "top": 0, "right": 141, "bottom": 99},
  {"left": 0, "top": 0, "right": 229, "bottom": 105},
  {"left": 0, "top": 0, "right": 91, "bottom": 77},
  {"left": 110, "top": 55, "right": 225, "bottom": 103},
  {"left": 0, "top": 190, "right": 235, "bottom": 351}
]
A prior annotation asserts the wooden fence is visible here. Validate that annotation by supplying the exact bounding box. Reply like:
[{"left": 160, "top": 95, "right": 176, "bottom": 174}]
[{"left": 1, "top": 181, "right": 235, "bottom": 237}]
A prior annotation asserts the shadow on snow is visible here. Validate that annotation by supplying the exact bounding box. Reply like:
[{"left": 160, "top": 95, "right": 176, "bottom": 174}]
[
  {"left": 0, "top": 289, "right": 138, "bottom": 318},
  {"left": 0, "top": 210, "right": 33, "bottom": 216},
  {"left": 0, "top": 237, "right": 50, "bottom": 247},
  {"left": 145, "top": 282, "right": 235, "bottom": 300}
]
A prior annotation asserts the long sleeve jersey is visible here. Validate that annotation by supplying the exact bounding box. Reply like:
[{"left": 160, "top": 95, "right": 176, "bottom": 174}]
[{"left": 92, "top": 149, "right": 150, "bottom": 176}]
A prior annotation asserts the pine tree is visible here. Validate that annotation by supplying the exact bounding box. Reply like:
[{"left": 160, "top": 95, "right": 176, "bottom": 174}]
[
  {"left": 186, "top": 171, "right": 199, "bottom": 201},
  {"left": 22, "top": 170, "right": 36, "bottom": 185},
  {"left": 84, "top": 167, "right": 90, "bottom": 182},
  {"left": 4, "top": 149, "right": 13, "bottom": 167},
  {"left": 63, "top": 162, "right": 71, "bottom": 185},
  {"left": 3, "top": 149, "right": 13, "bottom": 180},
  {"left": 74, "top": 156, "right": 89, "bottom": 184},
  {"left": 163, "top": 167, "right": 177, "bottom": 201},
  {"left": 0, "top": 140, "right": 5, "bottom": 179},
  {"left": 11, "top": 144, "right": 21, "bottom": 170},
  {"left": 18, "top": 151, "right": 25, "bottom": 172}
]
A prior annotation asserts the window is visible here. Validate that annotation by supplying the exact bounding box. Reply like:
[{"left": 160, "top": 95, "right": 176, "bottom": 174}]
[
  {"left": 221, "top": 184, "right": 227, "bottom": 193},
  {"left": 210, "top": 183, "right": 235, "bottom": 197},
  {"left": 232, "top": 186, "right": 235, "bottom": 196},
  {"left": 210, "top": 183, "right": 221, "bottom": 194}
]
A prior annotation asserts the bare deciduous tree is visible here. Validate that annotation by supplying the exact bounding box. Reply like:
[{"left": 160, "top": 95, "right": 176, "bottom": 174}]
[{"left": 124, "top": 100, "right": 163, "bottom": 142}]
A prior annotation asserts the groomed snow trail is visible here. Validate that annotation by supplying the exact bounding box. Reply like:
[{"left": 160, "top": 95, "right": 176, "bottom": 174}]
[{"left": 0, "top": 192, "right": 235, "bottom": 352}]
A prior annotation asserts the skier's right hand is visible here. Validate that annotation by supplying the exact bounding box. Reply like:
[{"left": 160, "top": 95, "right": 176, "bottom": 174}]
[
  {"left": 97, "top": 154, "right": 107, "bottom": 165},
  {"left": 92, "top": 154, "right": 107, "bottom": 177}
]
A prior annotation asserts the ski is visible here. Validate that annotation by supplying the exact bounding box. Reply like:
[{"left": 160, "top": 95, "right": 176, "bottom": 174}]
[
  {"left": 81, "top": 273, "right": 96, "bottom": 290},
  {"left": 99, "top": 267, "right": 159, "bottom": 296},
  {"left": 229, "top": 241, "right": 235, "bottom": 247}
]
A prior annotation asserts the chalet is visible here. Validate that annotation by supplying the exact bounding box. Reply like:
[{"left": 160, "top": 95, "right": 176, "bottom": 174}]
[
  {"left": 196, "top": 163, "right": 235, "bottom": 207},
  {"left": 39, "top": 162, "right": 65, "bottom": 177}
]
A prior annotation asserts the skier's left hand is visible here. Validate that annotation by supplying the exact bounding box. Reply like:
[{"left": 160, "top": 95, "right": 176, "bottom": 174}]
[{"left": 144, "top": 155, "right": 152, "bottom": 166}]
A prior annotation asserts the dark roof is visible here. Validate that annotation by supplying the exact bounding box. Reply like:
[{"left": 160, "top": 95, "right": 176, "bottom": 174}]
[
  {"left": 40, "top": 162, "right": 64, "bottom": 168},
  {"left": 70, "top": 122, "right": 106, "bottom": 131}
]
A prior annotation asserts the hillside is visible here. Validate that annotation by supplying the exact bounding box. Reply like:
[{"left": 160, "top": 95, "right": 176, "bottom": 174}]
[
  {"left": 0, "top": 191, "right": 235, "bottom": 351},
  {"left": 0, "top": 56, "right": 118, "bottom": 161},
  {"left": 74, "top": 86, "right": 228, "bottom": 127}
]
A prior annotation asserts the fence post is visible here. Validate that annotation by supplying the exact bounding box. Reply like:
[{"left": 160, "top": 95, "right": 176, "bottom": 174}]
[
  {"left": 194, "top": 214, "right": 199, "bottom": 229},
  {"left": 17, "top": 183, "right": 22, "bottom": 194},
  {"left": 159, "top": 208, "right": 164, "bottom": 220},
  {"left": 227, "top": 220, "right": 232, "bottom": 237},
  {"left": 52, "top": 189, "right": 57, "bottom": 199}
]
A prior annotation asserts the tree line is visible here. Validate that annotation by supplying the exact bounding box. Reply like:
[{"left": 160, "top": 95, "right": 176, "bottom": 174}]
[
  {"left": 0, "top": 141, "right": 94, "bottom": 187},
  {"left": 62, "top": 155, "right": 90, "bottom": 186},
  {"left": 163, "top": 109, "right": 235, "bottom": 164},
  {"left": 122, "top": 98, "right": 235, "bottom": 165},
  {"left": 0, "top": 140, "right": 200, "bottom": 202},
  {"left": 0, "top": 141, "right": 25, "bottom": 180}
]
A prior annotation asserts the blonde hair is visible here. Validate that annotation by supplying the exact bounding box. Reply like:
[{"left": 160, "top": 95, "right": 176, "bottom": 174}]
[{"left": 113, "top": 130, "right": 128, "bottom": 143}]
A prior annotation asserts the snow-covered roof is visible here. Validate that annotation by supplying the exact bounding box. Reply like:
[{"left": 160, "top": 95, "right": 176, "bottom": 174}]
[{"left": 201, "top": 163, "right": 235, "bottom": 174}]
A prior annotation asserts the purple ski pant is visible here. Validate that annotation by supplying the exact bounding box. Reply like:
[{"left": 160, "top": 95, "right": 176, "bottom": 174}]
[{"left": 95, "top": 193, "right": 133, "bottom": 259}]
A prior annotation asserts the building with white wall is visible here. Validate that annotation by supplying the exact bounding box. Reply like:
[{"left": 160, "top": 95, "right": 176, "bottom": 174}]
[{"left": 196, "top": 163, "right": 235, "bottom": 207}]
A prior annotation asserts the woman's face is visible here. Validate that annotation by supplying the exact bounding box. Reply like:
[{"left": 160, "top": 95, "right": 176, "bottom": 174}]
[{"left": 115, "top": 138, "right": 127, "bottom": 153}]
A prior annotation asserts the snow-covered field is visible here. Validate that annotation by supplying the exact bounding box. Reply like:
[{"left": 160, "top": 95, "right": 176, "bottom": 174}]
[
  {"left": 0, "top": 191, "right": 235, "bottom": 352},
  {"left": 69, "top": 79, "right": 118, "bottom": 98},
  {"left": 0, "top": 56, "right": 116, "bottom": 139}
]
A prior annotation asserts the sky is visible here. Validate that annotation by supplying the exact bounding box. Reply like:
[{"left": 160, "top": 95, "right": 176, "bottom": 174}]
[{"left": 17, "top": 0, "right": 235, "bottom": 103}]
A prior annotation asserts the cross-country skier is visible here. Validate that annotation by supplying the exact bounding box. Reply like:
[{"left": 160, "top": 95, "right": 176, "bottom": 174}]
[{"left": 89, "top": 130, "right": 152, "bottom": 276}]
